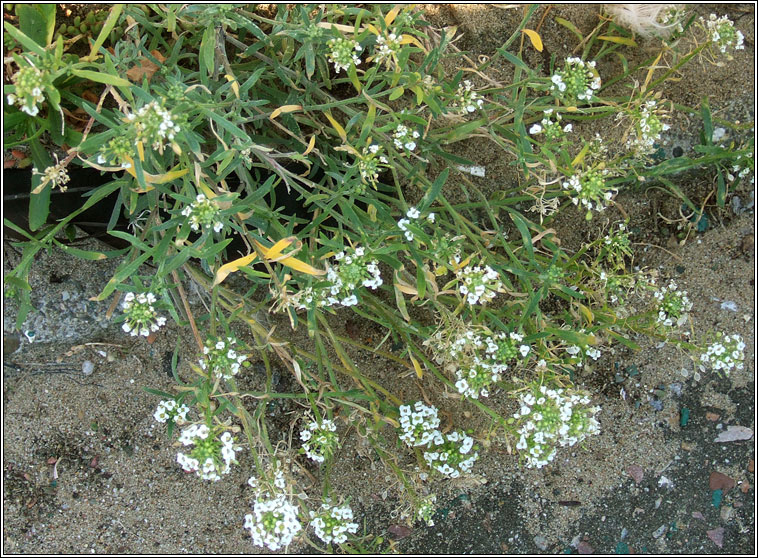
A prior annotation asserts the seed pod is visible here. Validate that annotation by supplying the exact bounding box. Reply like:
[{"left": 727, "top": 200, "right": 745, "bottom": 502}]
[
  {"left": 67, "top": 24, "right": 77, "bottom": 35},
  {"left": 74, "top": 15, "right": 81, "bottom": 26},
  {"left": 81, "top": 23, "right": 89, "bottom": 33},
  {"left": 86, "top": 12, "right": 95, "bottom": 24}
]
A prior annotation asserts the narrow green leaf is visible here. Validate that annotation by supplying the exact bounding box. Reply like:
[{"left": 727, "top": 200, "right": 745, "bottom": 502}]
[
  {"left": 84, "top": 5, "right": 123, "bottom": 61},
  {"left": 496, "top": 48, "right": 529, "bottom": 70},
  {"left": 28, "top": 137, "right": 52, "bottom": 231},
  {"left": 54, "top": 241, "right": 127, "bottom": 260},
  {"left": 507, "top": 209, "right": 535, "bottom": 264},
  {"left": 701, "top": 96, "right": 713, "bottom": 145},
  {"left": 554, "top": 16, "right": 584, "bottom": 41},
  {"left": 388, "top": 86, "right": 405, "bottom": 101},
  {"left": 3, "top": 22, "right": 46, "bottom": 55},
  {"left": 199, "top": 26, "right": 215, "bottom": 80},
  {"left": 71, "top": 69, "right": 131, "bottom": 87},
  {"left": 359, "top": 102, "right": 376, "bottom": 144},
  {"left": 419, "top": 167, "right": 448, "bottom": 212},
  {"left": 108, "top": 230, "right": 151, "bottom": 252},
  {"left": 203, "top": 108, "right": 248, "bottom": 141},
  {"left": 95, "top": 252, "right": 152, "bottom": 301}
]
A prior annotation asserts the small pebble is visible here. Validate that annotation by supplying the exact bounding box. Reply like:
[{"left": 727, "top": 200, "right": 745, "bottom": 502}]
[
  {"left": 652, "top": 524, "right": 667, "bottom": 538},
  {"left": 533, "top": 535, "right": 548, "bottom": 551},
  {"left": 706, "top": 527, "right": 724, "bottom": 548},
  {"left": 82, "top": 361, "right": 95, "bottom": 376},
  {"left": 720, "top": 505, "right": 734, "bottom": 522}
]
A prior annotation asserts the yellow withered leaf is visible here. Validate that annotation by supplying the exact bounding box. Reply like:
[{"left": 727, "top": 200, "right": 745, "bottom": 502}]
[
  {"left": 410, "top": 353, "right": 424, "bottom": 379},
  {"left": 522, "top": 28, "right": 544, "bottom": 52},
  {"left": 642, "top": 51, "right": 663, "bottom": 95},
  {"left": 277, "top": 256, "right": 325, "bottom": 276},
  {"left": 225, "top": 74, "right": 240, "bottom": 99},
  {"left": 196, "top": 181, "right": 217, "bottom": 199},
  {"left": 302, "top": 135, "right": 316, "bottom": 156},
  {"left": 270, "top": 104, "right": 302, "bottom": 120},
  {"left": 256, "top": 237, "right": 296, "bottom": 260},
  {"left": 395, "top": 282, "right": 418, "bottom": 296},
  {"left": 598, "top": 35, "right": 637, "bottom": 47},
  {"left": 384, "top": 6, "right": 402, "bottom": 26},
  {"left": 213, "top": 253, "right": 257, "bottom": 286},
  {"left": 214, "top": 238, "right": 325, "bottom": 286},
  {"left": 398, "top": 34, "right": 425, "bottom": 51},
  {"left": 324, "top": 111, "right": 347, "bottom": 142},
  {"left": 576, "top": 302, "right": 594, "bottom": 325}
]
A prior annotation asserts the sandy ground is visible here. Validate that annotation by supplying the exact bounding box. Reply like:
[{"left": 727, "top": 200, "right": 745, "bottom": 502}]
[{"left": 3, "top": 4, "right": 755, "bottom": 555}]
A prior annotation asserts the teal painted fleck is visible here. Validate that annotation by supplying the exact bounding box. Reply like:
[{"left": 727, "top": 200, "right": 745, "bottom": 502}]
[
  {"left": 680, "top": 408, "right": 690, "bottom": 427},
  {"left": 712, "top": 488, "right": 723, "bottom": 508}
]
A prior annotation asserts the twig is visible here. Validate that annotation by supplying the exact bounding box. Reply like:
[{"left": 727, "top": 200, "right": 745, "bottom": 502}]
[
  {"left": 171, "top": 269, "right": 204, "bottom": 351},
  {"left": 632, "top": 242, "right": 683, "bottom": 262}
]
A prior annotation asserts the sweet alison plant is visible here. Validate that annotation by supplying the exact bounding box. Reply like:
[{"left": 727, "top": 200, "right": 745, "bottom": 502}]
[{"left": 3, "top": 4, "right": 751, "bottom": 552}]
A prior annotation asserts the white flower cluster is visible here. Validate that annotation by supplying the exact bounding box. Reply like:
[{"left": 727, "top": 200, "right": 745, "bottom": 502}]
[
  {"left": 550, "top": 57, "right": 601, "bottom": 103},
  {"left": 456, "top": 262, "right": 503, "bottom": 306},
  {"left": 398, "top": 402, "right": 478, "bottom": 478},
  {"left": 199, "top": 337, "right": 248, "bottom": 380},
  {"left": 422, "top": 430, "right": 478, "bottom": 478},
  {"left": 308, "top": 500, "right": 359, "bottom": 545},
  {"left": 300, "top": 418, "right": 339, "bottom": 463},
  {"left": 415, "top": 494, "right": 437, "bottom": 526},
  {"left": 290, "top": 245, "right": 382, "bottom": 310},
  {"left": 181, "top": 194, "right": 224, "bottom": 233},
  {"left": 653, "top": 280, "right": 692, "bottom": 328},
  {"left": 443, "top": 327, "right": 531, "bottom": 399},
  {"left": 529, "top": 109, "right": 572, "bottom": 140},
  {"left": 125, "top": 100, "right": 181, "bottom": 151},
  {"left": 327, "top": 37, "right": 362, "bottom": 73},
  {"left": 704, "top": 14, "right": 745, "bottom": 54},
  {"left": 393, "top": 123, "right": 421, "bottom": 152},
  {"left": 7, "top": 62, "right": 46, "bottom": 116},
  {"left": 398, "top": 401, "right": 440, "bottom": 447},
  {"left": 244, "top": 491, "right": 302, "bottom": 551},
  {"left": 153, "top": 399, "right": 190, "bottom": 424},
  {"left": 628, "top": 100, "right": 670, "bottom": 155},
  {"left": 176, "top": 425, "right": 241, "bottom": 481},
  {"left": 452, "top": 79, "right": 484, "bottom": 114},
  {"left": 96, "top": 135, "right": 133, "bottom": 169},
  {"left": 375, "top": 32, "right": 403, "bottom": 65},
  {"left": 32, "top": 161, "right": 70, "bottom": 192},
  {"left": 565, "top": 341, "right": 602, "bottom": 367},
  {"left": 514, "top": 384, "right": 601, "bottom": 468},
  {"left": 121, "top": 292, "right": 167, "bottom": 337},
  {"left": 562, "top": 167, "right": 616, "bottom": 214},
  {"left": 727, "top": 149, "right": 754, "bottom": 186},
  {"left": 596, "top": 268, "right": 637, "bottom": 307},
  {"left": 356, "top": 144, "right": 389, "bottom": 187},
  {"left": 700, "top": 333, "right": 745, "bottom": 376},
  {"left": 397, "top": 206, "right": 435, "bottom": 242},
  {"left": 659, "top": 6, "right": 686, "bottom": 36}
]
